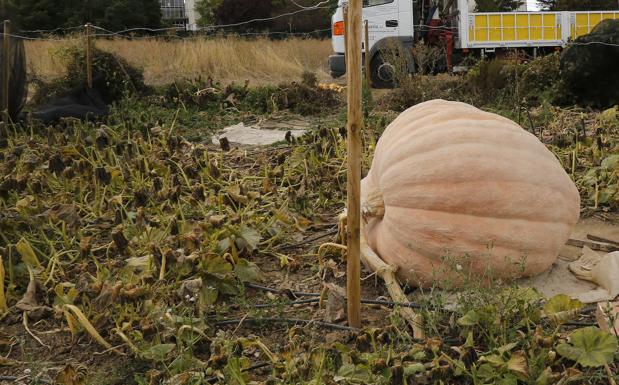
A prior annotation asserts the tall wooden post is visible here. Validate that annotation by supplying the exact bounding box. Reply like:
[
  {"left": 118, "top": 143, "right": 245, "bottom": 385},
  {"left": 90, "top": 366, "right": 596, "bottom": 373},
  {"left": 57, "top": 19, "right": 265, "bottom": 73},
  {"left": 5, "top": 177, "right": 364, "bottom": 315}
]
[
  {"left": 345, "top": 0, "right": 362, "bottom": 329},
  {"left": 364, "top": 20, "right": 371, "bottom": 86},
  {"left": 2, "top": 20, "right": 10, "bottom": 123},
  {"left": 85, "top": 23, "right": 93, "bottom": 89}
]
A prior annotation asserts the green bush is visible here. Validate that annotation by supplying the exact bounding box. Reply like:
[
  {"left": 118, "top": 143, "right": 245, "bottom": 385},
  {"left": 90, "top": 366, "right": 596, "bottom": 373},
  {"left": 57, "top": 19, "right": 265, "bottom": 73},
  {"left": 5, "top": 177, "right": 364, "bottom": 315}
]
[
  {"left": 467, "top": 53, "right": 568, "bottom": 108},
  {"left": 32, "top": 46, "right": 148, "bottom": 106},
  {"left": 382, "top": 73, "right": 471, "bottom": 111},
  {"left": 165, "top": 72, "right": 342, "bottom": 116}
]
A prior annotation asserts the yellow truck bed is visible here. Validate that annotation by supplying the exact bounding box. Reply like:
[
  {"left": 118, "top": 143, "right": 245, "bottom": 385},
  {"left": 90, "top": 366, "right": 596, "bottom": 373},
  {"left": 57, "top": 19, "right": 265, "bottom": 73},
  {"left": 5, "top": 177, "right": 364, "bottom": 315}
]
[{"left": 461, "top": 10, "right": 619, "bottom": 48}]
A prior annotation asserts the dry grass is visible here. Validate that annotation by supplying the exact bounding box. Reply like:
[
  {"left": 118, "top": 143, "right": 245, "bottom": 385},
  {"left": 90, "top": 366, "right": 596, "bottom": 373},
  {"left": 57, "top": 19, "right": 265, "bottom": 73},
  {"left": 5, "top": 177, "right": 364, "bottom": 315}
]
[{"left": 25, "top": 36, "right": 333, "bottom": 85}]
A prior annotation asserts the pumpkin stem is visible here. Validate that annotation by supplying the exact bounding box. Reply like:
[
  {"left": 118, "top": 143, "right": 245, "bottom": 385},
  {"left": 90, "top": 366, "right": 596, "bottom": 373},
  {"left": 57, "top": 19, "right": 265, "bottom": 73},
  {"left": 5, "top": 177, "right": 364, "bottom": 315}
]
[{"left": 362, "top": 188, "right": 385, "bottom": 222}]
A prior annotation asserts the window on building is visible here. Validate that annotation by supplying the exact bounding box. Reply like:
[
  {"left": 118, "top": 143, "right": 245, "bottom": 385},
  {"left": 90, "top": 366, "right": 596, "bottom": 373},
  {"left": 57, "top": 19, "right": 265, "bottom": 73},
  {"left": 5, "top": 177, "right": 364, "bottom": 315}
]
[{"left": 160, "top": 0, "right": 186, "bottom": 19}]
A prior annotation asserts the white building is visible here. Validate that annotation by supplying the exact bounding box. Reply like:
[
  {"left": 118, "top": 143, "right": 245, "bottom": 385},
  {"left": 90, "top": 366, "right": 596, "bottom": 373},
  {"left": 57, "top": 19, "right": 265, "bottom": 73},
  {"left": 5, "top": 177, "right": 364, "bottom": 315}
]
[
  {"left": 185, "top": 0, "right": 199, "bottom": 31},
  {"left": 160, "top": 0, "right": 199, "bottom": 31}
]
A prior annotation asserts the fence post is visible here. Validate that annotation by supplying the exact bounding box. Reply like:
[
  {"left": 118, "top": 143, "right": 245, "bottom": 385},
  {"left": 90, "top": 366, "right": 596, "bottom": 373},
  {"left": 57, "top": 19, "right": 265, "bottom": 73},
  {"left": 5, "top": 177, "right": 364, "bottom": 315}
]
[
  {"left": 345, "top": 0, "right": 362, "bottom": 329},
  {"left": 364, "top": 20, "right": 371, "bottom": 86},
  {"left": 85, "top": 23, "right": 93, "bottom": 89},
  {"left": 2, "top": 20, "right": 10, "bottom": 123}
]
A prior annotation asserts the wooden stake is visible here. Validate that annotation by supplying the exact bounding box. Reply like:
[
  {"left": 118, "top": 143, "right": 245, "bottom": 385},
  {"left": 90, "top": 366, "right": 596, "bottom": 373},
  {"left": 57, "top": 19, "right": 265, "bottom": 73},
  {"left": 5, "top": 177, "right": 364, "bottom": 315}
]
[
  {"left": 85, "top": 23, "right": 93, "bottom": 89},
  {"left": 2, "top": 20, "right": 10, "bottom": 122},
  {"left": 364, "top": 20, "right": 371, "bottom": 86},
  {"left": 345, "top": 0, "right": 362, "bottom": 329}
]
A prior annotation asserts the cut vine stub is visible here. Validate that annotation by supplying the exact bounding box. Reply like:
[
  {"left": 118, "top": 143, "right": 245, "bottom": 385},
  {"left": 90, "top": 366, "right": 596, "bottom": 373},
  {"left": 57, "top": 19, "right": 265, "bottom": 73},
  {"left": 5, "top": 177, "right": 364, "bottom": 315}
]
[{"left": 361, "top": 187, "right": 385, "bottom": 222}]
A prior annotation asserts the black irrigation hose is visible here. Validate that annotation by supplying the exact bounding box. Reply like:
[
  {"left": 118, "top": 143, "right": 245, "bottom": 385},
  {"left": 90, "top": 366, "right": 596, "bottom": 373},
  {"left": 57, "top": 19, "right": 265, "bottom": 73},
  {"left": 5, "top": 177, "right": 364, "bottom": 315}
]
[
  {"left": 245, "top": 283, "right": 421, "bottom": 309},
  {"left": 254, "top": 298, "right": 321, "bottom": 308},
  {"left": 361, "top": 298, "right": 421, "bottom": 309},
  {"left": 278, "top": 228, "right": 339, "bottom": 250},
  {"left": 253, "top": 297, "right": 421, "bottom": 309},
  {"left": 214, "top": 317, "right": 360, "bottom": 332},
  {"left": 563, "top": 320, "right": 596, "bottom": 327},
  {"left": 0, "top": 376, "right": 52, "bottom": 384},
  {"left": 245, "top": 282, "right": 320, "bottom": 298},
  {"left": 206, "top": 362, "right": 271, "bottom": 384}
]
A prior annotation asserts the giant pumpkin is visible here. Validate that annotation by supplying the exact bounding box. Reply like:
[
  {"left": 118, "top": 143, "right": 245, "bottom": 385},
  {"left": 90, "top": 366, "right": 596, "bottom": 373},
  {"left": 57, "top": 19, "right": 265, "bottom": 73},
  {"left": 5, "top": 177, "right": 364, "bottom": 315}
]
[{"left": 361, "top": 100, "right": 580, "bottom": 288}]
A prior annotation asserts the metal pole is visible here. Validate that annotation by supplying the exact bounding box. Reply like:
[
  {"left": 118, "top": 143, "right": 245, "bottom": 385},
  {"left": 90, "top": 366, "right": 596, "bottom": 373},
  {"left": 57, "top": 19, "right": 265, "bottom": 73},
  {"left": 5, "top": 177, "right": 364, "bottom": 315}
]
[
  {"left": 343, "top": 7, "right": 349, "bottom": 84},
  {"left": 85, "top": 23, "right": 93, "bottom": 89},
  {"left": 364, "top": 20, "right": 371, "bottom": 86},
  {"left": 345, "top": 0, "right": 362, "bottom": 329},
  {"left": 2, "top": 20, "right": 10, "bottom": 123}
]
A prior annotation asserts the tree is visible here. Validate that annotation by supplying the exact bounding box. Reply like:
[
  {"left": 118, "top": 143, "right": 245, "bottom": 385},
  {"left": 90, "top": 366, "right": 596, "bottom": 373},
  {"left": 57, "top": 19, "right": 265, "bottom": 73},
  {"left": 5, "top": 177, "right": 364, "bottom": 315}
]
[
  {"left": 13, "top": 0, "right": 64, "bottom": 30},
  {"left": 196, "top": 0, "right": 224, "bottom": 27},
  {"left": 213, "top": 0, "right": 273, "bottom": 30},
  {"left": 538, "top": 0, "right": 619, "bottom": 10},
  {"left": 196, "top": 0, "right": 335, "bottom": 32},
  {"left": 475, "top": 0, "right": 525, "bottom": 11},
  {"left": 0, "top": 0, "right": 18, "bottom": 25},
  {"left": 102, "top": 0, "right": 162, "bottom": 30},
  {"left": 8, "top": 0, "right": 162, "bottom": 31}
]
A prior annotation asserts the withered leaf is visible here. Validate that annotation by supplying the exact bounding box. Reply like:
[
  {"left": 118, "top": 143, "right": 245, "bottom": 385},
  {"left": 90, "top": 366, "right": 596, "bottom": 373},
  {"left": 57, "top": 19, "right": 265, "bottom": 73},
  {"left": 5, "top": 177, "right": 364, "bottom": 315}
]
[{"left": 46, "top": 204, "right": 82, "bottom": 230}]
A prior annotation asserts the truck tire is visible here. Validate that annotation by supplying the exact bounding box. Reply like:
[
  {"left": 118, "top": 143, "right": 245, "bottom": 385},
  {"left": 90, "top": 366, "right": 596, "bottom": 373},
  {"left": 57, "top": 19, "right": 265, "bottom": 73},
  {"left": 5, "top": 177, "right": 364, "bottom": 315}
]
[{"left": 370, "top": 53, "right": 396, "bottom": 89}]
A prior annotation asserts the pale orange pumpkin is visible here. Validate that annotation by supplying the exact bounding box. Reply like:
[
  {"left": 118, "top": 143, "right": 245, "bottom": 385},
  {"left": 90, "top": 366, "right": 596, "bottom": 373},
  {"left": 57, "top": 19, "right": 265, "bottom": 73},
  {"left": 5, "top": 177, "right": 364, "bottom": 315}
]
[{"left": 361, "top": 100, "right": 580, "bottom": 288}]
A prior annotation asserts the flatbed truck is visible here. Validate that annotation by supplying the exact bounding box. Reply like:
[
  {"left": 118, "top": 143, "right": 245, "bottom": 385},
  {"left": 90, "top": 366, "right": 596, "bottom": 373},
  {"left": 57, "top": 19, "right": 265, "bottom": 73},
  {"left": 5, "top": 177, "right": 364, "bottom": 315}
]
[{"left": 329, "top": 0, "right": 619, "bottom": 87}]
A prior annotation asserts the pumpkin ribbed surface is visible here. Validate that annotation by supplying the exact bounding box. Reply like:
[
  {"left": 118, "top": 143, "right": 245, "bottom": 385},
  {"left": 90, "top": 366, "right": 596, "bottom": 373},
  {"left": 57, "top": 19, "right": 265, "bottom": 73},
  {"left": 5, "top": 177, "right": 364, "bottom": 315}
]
[{"left": 361, "top": 100, "right": 580, "bottom": 288}]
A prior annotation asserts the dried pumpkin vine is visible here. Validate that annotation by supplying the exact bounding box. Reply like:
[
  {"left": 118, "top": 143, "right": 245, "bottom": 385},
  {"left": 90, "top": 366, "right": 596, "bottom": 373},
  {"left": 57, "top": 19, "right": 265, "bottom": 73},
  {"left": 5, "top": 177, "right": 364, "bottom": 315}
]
[{"left": 0, "top": 78, "right": 617, "bottom": 384}]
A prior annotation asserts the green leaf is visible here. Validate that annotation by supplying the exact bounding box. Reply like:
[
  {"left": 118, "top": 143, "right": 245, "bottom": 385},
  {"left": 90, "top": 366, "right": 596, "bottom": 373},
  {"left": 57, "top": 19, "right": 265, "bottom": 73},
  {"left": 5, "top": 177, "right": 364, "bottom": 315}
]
[
  {"left": 237, "top": 225, "right": 261, "bottom": 251},
  {"left": 168, "top": 352, "right": 204, "bottom": 375},
  {"left": 600, "top": 154, "right": 619, "bottom": 170},
  {"left": 535, "top": 367, "right": 553, "bottom": 385},
  {"left": 203, "top": 273, "right": 240, "bottom": 296},
  {"left": 479, "top": 353, "right": 506, "bottom": 368},
  {"left": 217, "top": 237, "right": 231, "bottom": 253},
  {"left": 497, "top": 373, "right": 518, "bottom": 385},
  {"left": 464, "top": 331, "right": 475, "bottom": 348},
  {"left": 199, "top": 285, "right": 219, "bottom": 306},
  {"left": 16, "top": 238, "right": 41, "bottom": 268},
  {"left": 403, "top": 363, "right": 425, "bottom": 377},
  {"left": 0, "top": 253, "right": 7, "bottom": 314},
  {"left": 123, "top": 255, "right": 154, "bottom": 281},
  {"left": 234, "top": 258, "right": 263, "bottom": 283},
  {"left": 497, "top": 342, "right": 519, "bottom": 355},
  {"left": 506, "top": 351, "right": 529, "bottom": 379},
  {"left": 600, "top": 107, "right": 618, "bottom": 124},
  {"left": 556, "top": 327, "right": 618, "bottom": 367},
  {"left": 457, "top": 310, "right": 480, "bottom": 326},
  {"left": 15, "top": 195, "right": 34, "bottom": 212},
  {"left": 224, "top": 356, "right": 249, "bottom": 385},
  {"left": 475, "top": 363, "right": 498, "bottom": 381},
  {"left": 334, "top": 363, "right": 373, "bottom": 383},
  {"left": 543, "top": 294, "right": 583, "bottom": 324},
  {"left": 204, "top": 256, "right": 233, "bottom": 277},
  {"left": 141, "top": 343, "right": 176, "bottom": 361}
]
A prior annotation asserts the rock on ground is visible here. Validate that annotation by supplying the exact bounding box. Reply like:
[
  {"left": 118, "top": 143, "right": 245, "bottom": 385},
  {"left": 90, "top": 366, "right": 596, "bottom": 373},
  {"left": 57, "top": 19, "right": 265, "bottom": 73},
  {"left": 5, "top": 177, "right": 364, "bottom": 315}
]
[{"left": 212, "top": 121, "right": 307, "bottom": 146}]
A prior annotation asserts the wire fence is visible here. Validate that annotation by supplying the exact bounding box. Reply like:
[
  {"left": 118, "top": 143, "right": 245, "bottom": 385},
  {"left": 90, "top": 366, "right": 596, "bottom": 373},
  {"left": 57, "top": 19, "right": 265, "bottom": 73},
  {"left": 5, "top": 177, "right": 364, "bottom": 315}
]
[
  {"left": 1, "top": 2, "right": 618, "bottom": 119},
  {"left": 5, "top": 21, "right": 618, "bottom": 47},
  {"left": 11, "top": 2, "right": 335, "bottom": 40}
]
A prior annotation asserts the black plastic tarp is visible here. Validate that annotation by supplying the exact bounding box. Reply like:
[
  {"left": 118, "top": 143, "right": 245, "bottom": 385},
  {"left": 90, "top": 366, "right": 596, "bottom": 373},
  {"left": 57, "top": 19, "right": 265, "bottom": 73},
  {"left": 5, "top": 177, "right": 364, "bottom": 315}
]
[{"left": 0, "top": 36, "right": 27, "bottom": 121}]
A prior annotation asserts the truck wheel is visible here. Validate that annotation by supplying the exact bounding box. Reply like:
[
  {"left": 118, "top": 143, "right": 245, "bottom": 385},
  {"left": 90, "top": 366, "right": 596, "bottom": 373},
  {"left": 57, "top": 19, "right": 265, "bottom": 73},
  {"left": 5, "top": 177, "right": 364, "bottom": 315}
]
[{"left": 370, "top": 53, "right": 396, "bottom": 89}]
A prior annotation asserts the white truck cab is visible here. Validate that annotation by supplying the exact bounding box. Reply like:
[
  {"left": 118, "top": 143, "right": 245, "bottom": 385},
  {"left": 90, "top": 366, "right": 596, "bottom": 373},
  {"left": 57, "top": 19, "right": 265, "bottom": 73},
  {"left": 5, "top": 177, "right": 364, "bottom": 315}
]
[{"left": 329, "top": 0, "right": 415, "bottom": 87}]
